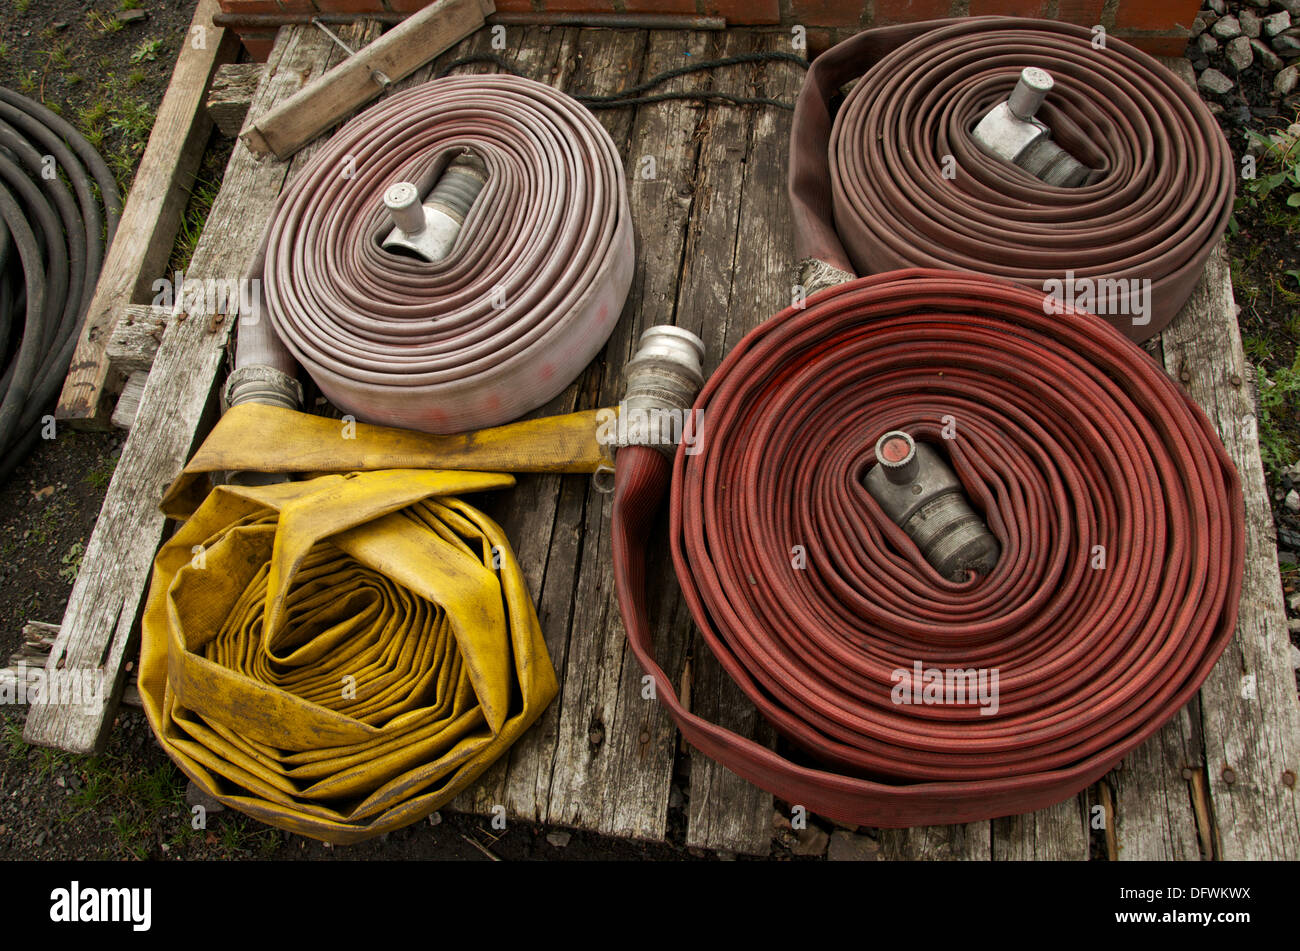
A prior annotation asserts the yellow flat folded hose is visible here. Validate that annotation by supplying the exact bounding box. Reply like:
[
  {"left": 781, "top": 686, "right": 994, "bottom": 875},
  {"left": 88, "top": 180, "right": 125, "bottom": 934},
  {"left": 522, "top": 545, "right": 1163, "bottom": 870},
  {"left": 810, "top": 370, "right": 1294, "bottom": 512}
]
[{"left": 140, "top": 404, "right": 609, "bottom": 843}]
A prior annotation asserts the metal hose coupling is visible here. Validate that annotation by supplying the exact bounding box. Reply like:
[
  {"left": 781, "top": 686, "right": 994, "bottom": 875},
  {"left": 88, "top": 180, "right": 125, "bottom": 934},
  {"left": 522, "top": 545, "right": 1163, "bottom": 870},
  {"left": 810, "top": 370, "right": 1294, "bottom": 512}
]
[
  {"left": 223, "top": 364, "right": 304, "bottom": 412},
  {"left": 616, "top": 326, "right": 706, "bottom": 458},
  {"left": 970, "top": 67, "right": 1092, "bottom": 188},
  {"left": 863, "top": 430, "right": 1000, "bottom": 581},
  {"left": 382, "top": 152, "right": 487, "bottom": 262}
]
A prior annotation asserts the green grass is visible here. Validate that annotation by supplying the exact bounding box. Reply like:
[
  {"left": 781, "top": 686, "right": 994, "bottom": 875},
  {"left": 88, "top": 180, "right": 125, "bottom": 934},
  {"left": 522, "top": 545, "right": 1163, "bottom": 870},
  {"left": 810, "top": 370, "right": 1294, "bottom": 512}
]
[
  {"left": 15, "top": 0, "right": 30, "bottom": 12},
  {"left": 1, "top": 719, "right": 29, "bottom": 764},
  {"left": 1256, "top": 354, "right": 1300, "bottom": 477},
  {"left": 169, "top": 174, "right": 222, "bottom": 273},
  {"left": 119, "top": 0, "right": 144, "bottom": 9},
  {"left": 86, "top": 10, "right": 124, "bottom": 34}
]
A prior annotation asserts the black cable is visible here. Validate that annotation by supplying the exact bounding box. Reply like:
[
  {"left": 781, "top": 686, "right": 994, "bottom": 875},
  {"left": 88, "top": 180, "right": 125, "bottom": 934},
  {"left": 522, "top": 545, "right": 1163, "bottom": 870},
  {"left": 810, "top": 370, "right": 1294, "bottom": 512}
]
[
  {"left": 0, "top": 88, "right": 121, "bottom": 482},
  {"left": 434, "top": 51, "right": 808, "bottom": 109}
]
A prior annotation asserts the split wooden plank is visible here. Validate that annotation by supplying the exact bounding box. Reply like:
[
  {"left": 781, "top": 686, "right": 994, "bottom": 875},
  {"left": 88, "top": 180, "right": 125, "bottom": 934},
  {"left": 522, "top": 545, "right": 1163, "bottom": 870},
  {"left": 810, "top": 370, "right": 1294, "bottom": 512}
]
[
  {"left": 106, "top": 304, "right": 172, "bottom": 376},
  {"left": 1107, "top": 703, "right": 1207, "bottom": 860},
  {"left": 991, "top": 795, "right": 1091, "bottom": 861},
  {"left": 673, "top": 31, "right": 806, "bottom": 857},
  {"left": 24, "top": 22, "right": 382, "bottom": 755},
  {"left": 110, "top": 372, "right": 149, "bottom": 431},
  {"left": 55, "top": 0, "right": 240, "bottom": 427},
  {"left": 241, "top": 0, "right": 493, "bottom": 160},
  {"left": 207, "top": 63, "right": 264, "bottom": 137},
  {"left": 1160, "top": 240, "right": 1300, "bottom": 860},
  {"left": 880, "top": 823, "right": 993, "bottom": 860}
]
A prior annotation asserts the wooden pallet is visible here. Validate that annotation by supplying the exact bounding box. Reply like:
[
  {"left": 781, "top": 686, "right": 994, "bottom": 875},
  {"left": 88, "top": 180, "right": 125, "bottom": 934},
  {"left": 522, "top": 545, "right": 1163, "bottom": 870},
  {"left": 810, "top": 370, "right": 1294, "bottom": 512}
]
[{"left": 23, "top": 23, "right": 1300, "bottom": 859}]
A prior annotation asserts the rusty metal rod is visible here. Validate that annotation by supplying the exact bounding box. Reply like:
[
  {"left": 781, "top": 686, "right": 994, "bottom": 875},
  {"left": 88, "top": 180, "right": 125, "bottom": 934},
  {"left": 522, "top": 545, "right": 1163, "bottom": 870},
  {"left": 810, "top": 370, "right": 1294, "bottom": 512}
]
[{"left": 213, "top": 12, "right": 727, "bottom": 30}]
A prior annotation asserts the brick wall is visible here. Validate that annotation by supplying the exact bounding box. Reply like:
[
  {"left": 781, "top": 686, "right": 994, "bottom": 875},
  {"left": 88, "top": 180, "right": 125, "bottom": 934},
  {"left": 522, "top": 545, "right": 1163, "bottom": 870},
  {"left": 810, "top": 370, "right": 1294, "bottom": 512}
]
[{"left": 220, "top": 0, "right": 1201, "bottom": 61}]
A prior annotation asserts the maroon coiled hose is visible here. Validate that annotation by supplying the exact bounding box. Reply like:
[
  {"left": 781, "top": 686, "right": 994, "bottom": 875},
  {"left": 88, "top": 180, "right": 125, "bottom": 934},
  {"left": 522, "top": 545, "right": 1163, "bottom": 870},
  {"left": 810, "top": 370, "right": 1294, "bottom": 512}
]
[
  {"left": 789, "top": 17, "right": 1234, "bottom": 342},
  {"left": 613, "top": 270, "right": 1243, "bottom": 827}
]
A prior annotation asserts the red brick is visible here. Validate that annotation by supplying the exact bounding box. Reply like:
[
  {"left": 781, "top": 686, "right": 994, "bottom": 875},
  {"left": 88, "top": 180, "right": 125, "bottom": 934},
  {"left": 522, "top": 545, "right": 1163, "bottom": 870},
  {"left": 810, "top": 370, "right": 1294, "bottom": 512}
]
[
  {"left": 624, "top": 0, "right": 698, "bottom": 13},
  {"left": 238, "top": 30, "right": 278, "bottom": 60},
  {"left": 970, "top": 0, "right": 1044, "bottom": 17},
  {"left": 1113, "top": 0, "right": 1200, "bottom": 32},
  {"left": 219, "top": 0, "right": 282, "bottom": 12},
  {"left": 276, "top": 0, "right": 319, "bottom": 13},
  {"left": 542, "top": 0, "right": 616, "bottom": 13},
  {"left": 1055, "top": 0, "right": 1105, "bottom": 27},
  {"left": 313, "top": 0, "right": 388, "bottom": 13},
  {"left": 872, "top": 0, "right": 955, "bottom": 26},
  {"left": 790, "top": 0, "right": 865, "bottom": 27},
  {"left": 1112, "top": 29, "right": 1192, "bottom": 56},
  {"left": 702, "top": 0, "right": 782, "bottom": 25}
]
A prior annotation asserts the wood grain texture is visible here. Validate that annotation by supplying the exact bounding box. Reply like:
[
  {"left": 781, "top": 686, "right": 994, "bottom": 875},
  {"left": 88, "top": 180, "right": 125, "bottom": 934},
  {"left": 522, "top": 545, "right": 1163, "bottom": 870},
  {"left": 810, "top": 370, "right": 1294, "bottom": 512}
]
[
  {"left": 1160, "top": 242, "right": 1300, "bottom": 859},
  {"left": 24, "top": 22, "right": 381, "bottom": 755},
  {"left": 55, "top": 0, "right": 239, "bottom": 425},
  {"left": 105, "top": 304, "right": 172, "bottom": 376},
  {"left": 241, "top": 0, "right": 491, "bottom": 159},
  {"left": 207, "top": 63, "right": 264, "bottom": 137}
]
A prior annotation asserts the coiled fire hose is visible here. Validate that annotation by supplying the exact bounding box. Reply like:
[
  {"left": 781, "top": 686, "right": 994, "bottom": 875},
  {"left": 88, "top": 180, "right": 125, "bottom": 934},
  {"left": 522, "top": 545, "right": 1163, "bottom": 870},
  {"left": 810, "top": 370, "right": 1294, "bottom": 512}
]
[
  {"left": 141, "top": 405, "right": 608, "bottom": 843},
  {"left": 0, "top": 88, "right": 121, "bottom": 480},
  {"left": 231, "top": 73, "right": 632, "bottom": 433},
  {"left": 612, "top": 270, "right": 1243, "bottom": 827},
  {"left": 788, "top": 17, "right": 1233, "bottom": 341}
]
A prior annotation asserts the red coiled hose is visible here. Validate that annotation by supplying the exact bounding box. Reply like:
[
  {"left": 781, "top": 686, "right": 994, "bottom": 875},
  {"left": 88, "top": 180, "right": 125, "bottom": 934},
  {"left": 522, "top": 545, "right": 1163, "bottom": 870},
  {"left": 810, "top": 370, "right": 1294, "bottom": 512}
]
[{"left": 613, "top": 269, "right": 1243, "bottom": 827}]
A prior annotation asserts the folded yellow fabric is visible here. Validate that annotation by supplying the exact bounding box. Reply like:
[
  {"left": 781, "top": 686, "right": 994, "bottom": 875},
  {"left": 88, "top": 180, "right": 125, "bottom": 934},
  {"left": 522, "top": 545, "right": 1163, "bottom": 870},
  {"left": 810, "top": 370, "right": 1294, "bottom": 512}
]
[{"left": 137, "top": 404, "right": 601, "bottom": 843}]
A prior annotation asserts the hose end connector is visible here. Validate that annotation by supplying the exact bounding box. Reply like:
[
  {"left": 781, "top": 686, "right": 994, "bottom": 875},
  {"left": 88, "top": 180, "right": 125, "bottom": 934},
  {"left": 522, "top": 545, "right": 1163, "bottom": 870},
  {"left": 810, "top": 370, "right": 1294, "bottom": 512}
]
[
  {"left": 223, "top": 364, "right": 304, "bottom": 412},
  {"left": 617, "top": 325, "right": 706, "bottom": 458}
]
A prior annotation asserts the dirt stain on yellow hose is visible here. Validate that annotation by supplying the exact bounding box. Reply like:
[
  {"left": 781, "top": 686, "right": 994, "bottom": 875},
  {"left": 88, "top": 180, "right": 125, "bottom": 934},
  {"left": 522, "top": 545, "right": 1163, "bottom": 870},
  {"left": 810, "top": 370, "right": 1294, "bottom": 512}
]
[{"left": 140, "top": 404, "right": 608, "bottom": 843}]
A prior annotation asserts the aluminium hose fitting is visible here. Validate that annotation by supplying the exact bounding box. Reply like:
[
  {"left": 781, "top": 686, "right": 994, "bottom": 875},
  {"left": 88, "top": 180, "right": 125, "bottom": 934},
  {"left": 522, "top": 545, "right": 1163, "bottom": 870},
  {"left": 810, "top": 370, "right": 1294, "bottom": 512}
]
[
  {"left": 970, "top": 67, "right": 1092, "bottom": 188},
  {"left": 617, "top": 325, "right": 706, "bottom": 458},
  {"left": 863, "top": 430, "right": 1001, "bottom": 581},
  {"left": 223, "top": 364, "right": 304, "bottom": 412},
  {"left": 381, "top": 152, "right": 487, "bottom": 262}
]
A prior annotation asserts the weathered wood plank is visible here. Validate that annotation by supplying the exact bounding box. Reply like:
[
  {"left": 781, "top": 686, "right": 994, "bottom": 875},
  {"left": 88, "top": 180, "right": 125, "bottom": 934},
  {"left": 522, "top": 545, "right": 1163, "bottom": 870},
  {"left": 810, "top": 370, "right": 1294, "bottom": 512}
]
[
  {"left": 207, "top": 63, "right": 264, "bottom": 137},
  {"left": 1160, "top": 240, "right": 1300, "bottom": 860},
  {"left": 55, "top": 0, "right": 239, "bottom": 426},
  {"left": 106, "top": 304, "right": 172, "bottom": 376},
  {"left": 880, "top": 823, "right": 992, "bottom": 861},
  {"left": 676, "top": 31, "right": 805, "bottom": 857},
  {"left": 241, "top": 0, "right": 492, "bottom": 159},
  {"left": 992, "top": 795, "right": 1090, "bottom": 861},
  {"left": 24, "top": 22, "right": 381, "bottom": 754},
  {"left": 1108, "top": 704, "right": 1207, "bottom": 860}
]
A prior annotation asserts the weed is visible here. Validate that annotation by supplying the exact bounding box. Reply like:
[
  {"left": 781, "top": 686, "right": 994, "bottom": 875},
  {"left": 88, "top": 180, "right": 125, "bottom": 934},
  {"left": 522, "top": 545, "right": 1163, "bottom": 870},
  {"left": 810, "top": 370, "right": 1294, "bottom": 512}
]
[
  {"left": 1256, "top": 352, "right": 1300, "bottom": 476},
  {"left": 15, "top": 0, "right": 30, "bottom": 13},
  {"left": 1236, "top": 116, "right": 1300, "bottom": 233},
  {"left": 58, "top": 542, "right": 84, "bottom": 585},
  {"left": 1, "top": 718, "right": 29, "bottom": 764},
  {"left": 120, "top": 0, "right": 144, "bottom": 8},
  {"left": 129, "top": 39, "right": 164, "bottom": 65},
  {"left": 127, "top": 69, "right": 146, "bottom": 87},
  {"left": 86, "top": 11, "right": 123, "bottom": 35}
]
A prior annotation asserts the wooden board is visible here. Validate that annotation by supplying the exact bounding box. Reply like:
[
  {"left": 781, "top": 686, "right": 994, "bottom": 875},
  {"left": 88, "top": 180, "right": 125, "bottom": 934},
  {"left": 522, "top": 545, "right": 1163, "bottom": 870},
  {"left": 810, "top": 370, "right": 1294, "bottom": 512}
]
[
  {"left": 55, "top": 0, "right": 239, "bottom": 426},
  {"left": 24, "top": 21, "right": 382, "bottom": 755}
]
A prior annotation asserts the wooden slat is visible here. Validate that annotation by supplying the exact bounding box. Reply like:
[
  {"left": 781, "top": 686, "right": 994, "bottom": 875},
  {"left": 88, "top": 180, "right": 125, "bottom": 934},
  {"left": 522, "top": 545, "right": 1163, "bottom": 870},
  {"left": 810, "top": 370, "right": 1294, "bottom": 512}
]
[
  {"left": 207, "top": 63, "right": 264, "bottom": 137},
  {"left": 105, "top": 304, "right": 172, "bottom": 376},
  {"left": 55, "top": 0, "right": 239, "bottom": 426},
  {"left": 1160, "top": 241, "right": 1300, "bottom": 860},
  {"left": 678, "top": 31, "right": 806, "bottom": 857},
  {"left": 992, "top": 795, "right": 1090, "bottom": 861},
  {"left": 24, "top": 22, "right": 381, "bottom": 754},
  {"left": 880, "top": 823, "right": 992, "bottom": 861}
]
